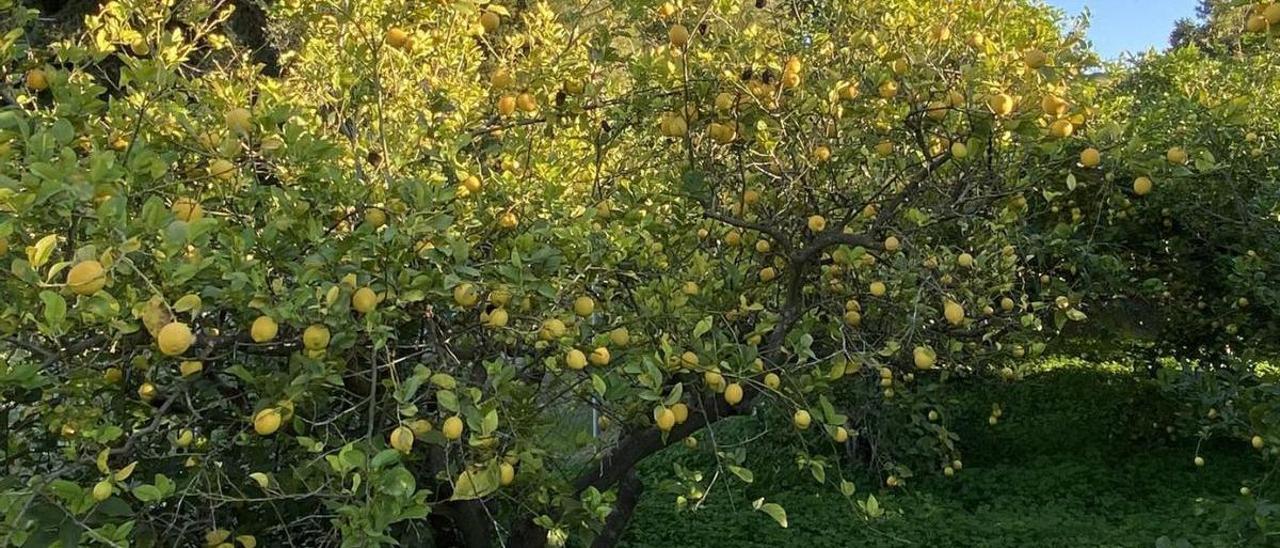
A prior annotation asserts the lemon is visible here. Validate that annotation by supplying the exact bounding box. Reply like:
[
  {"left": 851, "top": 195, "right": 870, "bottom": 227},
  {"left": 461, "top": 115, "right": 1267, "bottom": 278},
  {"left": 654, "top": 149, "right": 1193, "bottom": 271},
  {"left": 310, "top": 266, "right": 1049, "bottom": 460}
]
[
  {"left": 540, "top": 318, "right": 567, "bottom": 340},
  {"left": 680, "top": 351, "right": 699, "bottom": 368},
  {"left": 1133, "top": 176, "right": 1153, "bottom": 196},
  {"left": 608, "top": 327, "right": 630, "bottom": 347},
  {"left": 987, "top": 93, "right": 1014, "bottom": 117},
  {"left": 1252, "top": 435, "right": 1265, "bottom": 449},
  {"left": 484, "top": 308, "right": 509, "bottom": 328},
  {"left": 793, "top": 409, "right": 811, "bottom": 430},
  {"left": 565, "top": 349, "right": 588, "bottom": 370},
  {"left": 352, "top": 287, "right": 378, "bottom": 313},
  {"left": 385, "top": 28, "right": 409, "bottom": 48},
  {"left": 1048, "top": 119, "right": 1074, "bottom": 139},
  {"left": 498, "top": 211, "right": 518, "bottom": 229},
  {"left": 589, "top": 347, "right": 611, "bottom": 366},
  {"left": 453, "top": 283, "right": 479, "bottom": 307},
  {"left": 950, "top": 142, "right": 969, "bottom": 159},
  {"left": 654, "top": 407, "right": 676, "bottom": 431},
  {"left": 208, "top": 159, "right": 236, "bottom": 180},
  {"left": 225, "top": 108, "right": 253, "bottom": 135},
  {"left": 671, "top": 402, "right": 689, "bottom": 424},
  {"left": 25, "top": 68, "right": 49, "bottom": 91},
  {"left": 67, "top": 260, "right": 107, "bottom": 295},
  {"left": 812, "top": 145, "right": 831, "bottom": 163},
  {"left": 957, "top": 252, "right": 974, "bottom": 268},
  {"left": 500, "top": 462, "right": 516, "bottom": 486},
  {"left": 759, "top": 267, "right": 777, "bottom": 282},
  {"left": 497, "top": 95, "right": 517, "bottom": 116},
  {"left": 479, "top": 11, "right": 501, "bottom": 32},
  {"left": 253, "top": 408, "right": 282, "bottom": 435},
  {"left": 807, "top": 215, "right": 826, "bottom": 232},
  {"left": 171, "top": 198, "right": 203, "bottom": 222},
  {"left": 1080, "top": 147, "right": 1101, "bottom": 168},
  {"left": 303, "top": 324, "right": 330, "bottom": 350},
  {"left": 442, "top": 416, "right": 464, "bottom": 440},
  {"left": 157, "top": 322, "right": 194, "bottom": 356},
  {"left": 869, "top": 281, "right": 886, "bottom": 296},
  {"left": 668, "top": 24, "right": 690, "bottom": 48},
  {"left": 516, "top": 92, "right": 538, "bottom": 113},
  {"left": 390, "top": 425, "right": 414, "bottom": 453},
  {"left": 568, "top": 295, "right": 595, "bottom": 317},
  {"left": 490, "top": 68, "right": 514, "bottom": 90},
  {"left": 1166, "top": 146, "right": 1188, "bottom": 165},
  {"left": 1023, "top": 48, "right": 1048, "bottom": 68},
  {"left": 250, "top": 315, "right": 278, "bottom": 343},
  {"left": 1041, "top": 94, "right": 1068, "bottom": 116},
  {"left": 943, "top": 300, "right": 965, "bottom": 326},
  {"left": 843, "top": 310, "right": 862, "bottom": 326},
  {"left": 833, "top": 426, "right": 849, "bottom": 443},
  {"left": 913, "top": 346, "right": 936, "bottom": 369},
  {"left": 175, "top": 428, "right": 195, "bottom": 447},
  {"left": 364, "top": 208, "right": 387, "bottom": 229},
  {"left": 764, "top": 373, "right": 781, "bottom": 390},
  {"left": 724, "top": 383, "right": 743, "bottom": 405}
]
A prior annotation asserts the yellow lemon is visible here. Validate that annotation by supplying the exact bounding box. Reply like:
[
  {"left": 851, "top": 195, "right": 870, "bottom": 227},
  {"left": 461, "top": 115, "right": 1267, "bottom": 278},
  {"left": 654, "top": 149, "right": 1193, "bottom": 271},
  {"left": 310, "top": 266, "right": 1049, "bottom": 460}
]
[
  {"left": 442, "top": 416, "right": 464, "bottom": 440},
  {"left": 1080, "top": 147, "right": 1101, "bottom": 168},
  {"left": 565, "top": 349, "right": 588, "bottom": 370},
  {"left": 1133, "top": 176, "right": 1153, "bottom": 196},
  {"left": 253, "top": 408, "right": 282, "bottom": 435},
  {"left": 25, "top": 68, "right": 49, "bottom": 91},
  {"left": 869, "top": 281, "right": 886, "bottom": 296},
  {"left": 157, "top": 322, "right": 194, "bottom": 356},
  {"left": 943, "top": 300, "right": 965, "bottom": 326},
  {"left": 987, "top": 93, "right": 1014, "bottom": 117},
  {"left": 250, "top": 315, "right": 278, "bottom": 343},
  {"left": 454, "top": 283, "right": 479, "bottom": 307},
  {"left": 793, "top": 409, "right": 811, "bottom": 430},
  {"left": 807, "top": 215, "right": 826, "bottom": 232},
  {"left": 500, "top": 462, "right": 515, "bottom": 486},
  {"left": 655, "top": 406, "right": 676, "bottom": 431},
  {"left": 303, "top": 324, "right": 330, "bottom": 350},
  {"left": 671, "top": 402, "right": 689, "bottom": 424},
  {"left": 179, "top": 361, "right": 203, "bottom": 377},
  {"left": 352, "top": 287, "right": 378, "bottom": 313},
  {"left": 589, "top": 347, "right": 611, "bottom": 366},
  {"left": 1166, "top": 147, "right": 1188, "bottom": 165},
  {"left": 67, "top": 260, "right": 107, "bottom": 295},
  {"left": 390, "top": 425, "right": 414, "bottom": 453},
  {"left": 171, "top": 198, "right": 203, "bottom": 222},
  {"left": 225, "top": 108, "right": 253, "bottom": 135},
  {"left": 573, "top": 295, "right": 595, "bottom": 317},
  {"left": 385, "top": 27, "right": 409, "bottom": 48},
  {"left": 913, "top": 346, "right": 936, "bottom": 369},
  {"left": 668, "top": 24, "right": 690, "bottom": 48},
  {"left": 93, "top": 480, "right": 113, "bottom": 502},
  {"left": 724, "top": 383, "right": 743, "bottom": 405}
]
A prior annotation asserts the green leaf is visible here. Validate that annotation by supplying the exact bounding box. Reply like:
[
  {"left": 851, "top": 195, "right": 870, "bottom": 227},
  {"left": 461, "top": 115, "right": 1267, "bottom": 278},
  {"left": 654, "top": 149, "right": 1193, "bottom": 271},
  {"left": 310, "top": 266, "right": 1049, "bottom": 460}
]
[
  {"left": 451, "top": 463, "right": 500, "bottom": 501},
  {"left": 437, "top": 390, "right": 459, "bottom": 412},
  {"left": 480, "top": 409, "right": 499, "bottom": 435},
  {"left": 754, "top": 500, "right": 788, "bottom": 528},
  {"left": 132, "top": 485, "right": 162, "bottom": 502},
  {"left": 39, "top": 290, "right": 66, "bottom": 331},
  {"left": 727, "top": 465, "right": 754, "bottom": 484},
  {"left": 839, "top": 480, "right": 856, "bottom": 496},
  {"left": 692, "top": 316, "right": 713, "bottom": 338}
]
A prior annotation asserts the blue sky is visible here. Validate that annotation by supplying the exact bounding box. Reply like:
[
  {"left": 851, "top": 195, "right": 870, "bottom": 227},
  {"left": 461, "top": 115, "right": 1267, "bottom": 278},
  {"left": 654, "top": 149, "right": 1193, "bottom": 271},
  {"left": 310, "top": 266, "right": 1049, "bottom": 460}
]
[{"left": 1047, "top": 0, "right": 1201, "bottom": 58}]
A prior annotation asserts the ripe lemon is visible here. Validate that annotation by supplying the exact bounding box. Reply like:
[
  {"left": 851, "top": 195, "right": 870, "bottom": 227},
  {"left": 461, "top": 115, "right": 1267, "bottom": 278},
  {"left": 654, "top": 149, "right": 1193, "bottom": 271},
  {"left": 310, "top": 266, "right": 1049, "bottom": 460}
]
[
  {"left": 484, "top": 307, "right": 509, "bottom": 328},
  {"left": 950, "top": 142, "right": 969, "bottom": 159},
  {"left": 1252, "top": 435, "right": 1264, "bottom": 449},
  {"left": 764, "top": 372, "right": 780, "bottom": 390},
  {"left": 913, "top": 346, "right": 936, "bottom": 369},
  {"left": 385, "top": 28, "right": 409, "bottom": 48},
  {"left": 609, "top": 327, "right": 630, "bottom": 347},
  {"left": 573, "top": 295, "right": 595, "bottom": 316},
  {"left": 724, "top": 230, "right": 742, "bottom": 246},
  {"left": 833, "top": 426, "right": 849, "bottom": 443},
  {"left": 171, "top": 198, "right": 203, "bottom": 222},
  {"left": 479, "top": 11, "right": 501, "bottom": 33},
  {"left": 1246, "top": 14, "right": 1268, "bottom": 33},
  {"left": 1133, "top": 176, "right": 1153, "bottom": 196},
  {"left": 225, "top": 108, "right": 253, "bottom": 135},
  {"left": 1267, "top": 3, "right": 1280, "bottom": 24},
  {"left": 755, "top": 239, "right": 771, "bottom": 253},
  {"left": 944, "top": 300, "right": 965, "bottom": 325},
  {"left": 1080, "top": 147, "right": 1101, "bottom": 168},
  {"left": 877, "top": 80, "right": 898, "bottom": 98},
  {"left": 565, "top": 349, "right": 588, "bottom": 370},
  {"left": 680, "top": 351, "right": 699, "bottom": 368},
  {"left": 1023, "top": 48, "right": 1048, "bottom": 69},
  {"left": 1166, "top": 147, "right": 1188, "bottom": 165},
  {"left": 500, "top": 462, "right": 515, "bottom": 486},
  {"left": 498, "top": 211, "right": 518, "bottom": 229},
  {"left": 408, "top": 419, "right": 433, "bottom": 437},
  {"left": 759, "top": 267, "right": 777, "bottom": 282},
  {"left": 67, "top": 260, "right": 107, "bottom": 295},
  {"left": 389, "top": 425, "right": 414, "bottom": 453},
  {"left": 25, "top": 68, "right": 49, "bottom": 91},
  {"left": 490, "top": 68, "right": 514, "bottom": 90},
  {"left": 589, "top": 347, "right": 611, "bottom": 366},
  {"left": 812, "top": 145, "right": 832, "bottom": 163},
  {"left": 454, "top": 283, "right": 478, "bottom": 307},
  {"left": 540, "top": 318, "right": 567, "bottom": 340},
  {"left": 208, "top": 159, "right": 236, "bottom": 181},
  {"left": 516, "top": 92, "right": 538, "bottom": 112},
  {"left": 364, "top": 208, "right": 387, "bottom": 229},
  {"left": 807, "top": 215, "right": 826, "bottom": 232},
  {"left": 462, "top": 175, "right": 482, "bottom": 193},
  {"left": 724, "top": 383, "right": 743, "bottom": 405},
  {"left": 251, "top": 315, "right": 278, "bottom": 343},
  {"left": 957, "top": 252, "right": 974, "bottom": 268},
  {"left": 668, "top": 24, "right": 690, "bottom": 48},
  {"left": 497, "top": 95, "right": 517, "bottom": 116},
  {"left": 1048, "top": 119, "right": 1074, "bottom": 139},
  {"left": 253, "top": 408, "right": 282, "bottom": 435},
  {"left": 793, "top": 409, "right": 811, "bottom": 430},
  {"left": 655, "top": 406, "right": 676, "bottom": 431},
  {"left": 869, "top": 281, "right": 886, "bottom": 296},
  {"left": 843, "top": 310, "right": 862, "bottom": 327},
  {"left": 671, "top": 402, "right": 689, "bottom": 423},
  {"left": 303, "top": 324, "right": 330, "bottom": 350},
  {"left": 987, "top": 93, "right": 1014, "bottom": 117},
  {"left": 1041, "top": 95, "right": 1068, "bottom": 117},
  {"left": 442, "top": 416, "right": 465, "bottom": 440},
  {"left": 157, "top": 322, "right": 194, "bottom": 356},
  {"left": 352, "top": 287, "right": 378, "bottom": 313}
]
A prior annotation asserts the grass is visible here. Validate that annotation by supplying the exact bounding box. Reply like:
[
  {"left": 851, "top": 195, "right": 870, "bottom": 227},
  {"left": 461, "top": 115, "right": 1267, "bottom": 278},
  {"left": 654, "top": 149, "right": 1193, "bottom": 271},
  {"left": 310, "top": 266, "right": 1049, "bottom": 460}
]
[{"left": 620, "top": 361, "right": 1273, "bottom": 547}]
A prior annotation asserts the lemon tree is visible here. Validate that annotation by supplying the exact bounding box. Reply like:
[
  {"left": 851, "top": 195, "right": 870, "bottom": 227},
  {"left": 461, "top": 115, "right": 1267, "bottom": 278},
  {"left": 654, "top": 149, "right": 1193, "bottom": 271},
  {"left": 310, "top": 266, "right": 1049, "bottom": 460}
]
[{"left": 1, "top": 0, "right": 1273, "bottom": 546}]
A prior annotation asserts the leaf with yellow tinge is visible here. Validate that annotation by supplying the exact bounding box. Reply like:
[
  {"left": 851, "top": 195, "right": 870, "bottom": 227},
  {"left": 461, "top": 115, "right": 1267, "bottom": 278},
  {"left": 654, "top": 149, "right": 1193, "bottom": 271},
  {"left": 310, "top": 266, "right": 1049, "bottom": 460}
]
[
  {"left": 236, "top": 535, "right": 257, "bottom": 548},
  {"left": 752, "top": 498, "right": 788, "bottom": 528},
  {"left": 114, "top": 461, "right": 137, "bottom": 481},
  {"left": 27, "top": 234, "right": 57, "bottom": 268},
  {"left": 96, "top": 448, "right": 110, "bottom": 475},
  {"left": 173, "top": 294, "right": 202, "bottom": 313},
  {"left": 451, "top": 462, "right": 500, "bottom": 501},
  {"left": 249, "top": 472, "right": 270, "bottom": 489}
]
